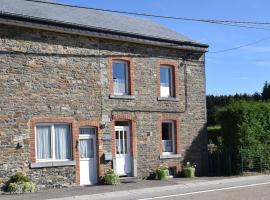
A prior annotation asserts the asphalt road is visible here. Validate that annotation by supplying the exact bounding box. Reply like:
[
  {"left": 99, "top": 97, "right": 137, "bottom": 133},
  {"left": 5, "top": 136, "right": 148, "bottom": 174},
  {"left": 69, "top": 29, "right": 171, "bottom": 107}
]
[
  {"left": 137, "top": 182, "right": 270, "bottom": 200},
  {"left": 51, "top": 175, "right": 270, "bottom": 200}
]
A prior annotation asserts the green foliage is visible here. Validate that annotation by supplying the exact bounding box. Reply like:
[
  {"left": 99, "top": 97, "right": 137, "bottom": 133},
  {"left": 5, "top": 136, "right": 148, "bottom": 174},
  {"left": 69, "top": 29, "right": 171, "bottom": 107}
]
[
  {"left": 219, "top": 101, "right": 270, "bottom": 174},
  {"left": 207, "top": 81, "right": 270, "bottom": 126},
  {"left": 182, "top": 167, "right": 195, "bottom": 178},
  {"left": 208, "top": 126, "right": 223, "bottom": 153},
  {"left": 104, "top": 170, "right": 120, "bottom": 185},
  {"left": 156, "top": 166, "right": 169, "bottom": 180},
  {"left": 5, "top": 172, "right": 36, "bottom": 194},
  {"left": 207, "top": 94, "right": 260, "bottom": 126},
  {"left": 262, "top": 81, "right": 270, "bottom": 101},
  {"left": 8, "top": 172, "right": 29, "bottom": 184},
  {"left": 207, "top": 106, "right": 221, "bottom": 126},
  {"left": 7, "top": 182, "right": 36, "bottom": 194}
]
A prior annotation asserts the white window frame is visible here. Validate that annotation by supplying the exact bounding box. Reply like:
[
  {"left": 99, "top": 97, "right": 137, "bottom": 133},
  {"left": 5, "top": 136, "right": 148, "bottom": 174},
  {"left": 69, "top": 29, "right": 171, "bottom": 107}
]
[
  {"left": 35, "top": 123, "right": 72, "bottom": 162},
  {"left": 113, "top": 60, "right": 130, "bottom": 95},
  {"left": 161, "top": 121, "right": 175, "bottom": 155},
  {"left": 79, "top": 127, "right": 97, "bottom": 160},
  {"left": 160, "top": 65, "right": 174, "bottom": 97}
]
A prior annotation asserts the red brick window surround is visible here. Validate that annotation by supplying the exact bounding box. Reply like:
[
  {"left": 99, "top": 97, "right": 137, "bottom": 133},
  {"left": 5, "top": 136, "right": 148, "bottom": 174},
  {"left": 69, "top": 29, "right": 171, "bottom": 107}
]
[
  {"left": 158, "top": 115, "right": 180, "bottom": 155},
  {"left": 157, "top": 60, "right": 179, "bottom": 98},
  {"left": 111, "top": 114, "right": 137, "bottom": 160},
  {"left": 29, "top": 117, "right": 76, "bottom": 163},
  {"left": 76, "top": 120, "right": 102, "bottom": 185},
  {"left": 29, "top": 118, "right": 103, "bottom": 185},
  {"left": 108, "top": 57, "right": 135, "bottom": 96}
]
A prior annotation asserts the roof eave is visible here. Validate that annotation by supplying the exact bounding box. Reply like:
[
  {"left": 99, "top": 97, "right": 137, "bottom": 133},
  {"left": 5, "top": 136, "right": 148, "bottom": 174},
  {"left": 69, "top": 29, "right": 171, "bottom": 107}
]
[{"left": 0, "top": 12, "right": 209, "bottom": 52}]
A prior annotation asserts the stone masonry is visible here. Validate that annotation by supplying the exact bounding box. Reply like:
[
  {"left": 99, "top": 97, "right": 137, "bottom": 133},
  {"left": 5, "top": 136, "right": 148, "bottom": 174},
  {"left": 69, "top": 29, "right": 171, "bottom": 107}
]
[{"left": 0, "top": 24, "right": 207, "bottom": 188}]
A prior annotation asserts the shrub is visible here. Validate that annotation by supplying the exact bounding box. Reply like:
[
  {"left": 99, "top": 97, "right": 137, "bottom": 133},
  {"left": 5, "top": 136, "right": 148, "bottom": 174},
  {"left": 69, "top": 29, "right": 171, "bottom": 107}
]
[
  {"left": 104, "top": 170, "right": 120, "bottom": 185},
  {"left": 219, "top": 101, "right": 270, "bottom": 174},
  {"left": 5, "top": 172, "right": 36, "bottom": 194},
  {"left": 7, "top": 182, "right": 36, "bottom": 194},
  {"left": 22, "top": 182, "right": 36, "bottom": 193},
  {"left": 8, "top": 172, "right": 29, "bottom": 184},
  {"left": 208, "top": 125, "right": 223, "bottom": 153},
  {"left": 156, "top": 165, "right": 169, "bottom": 180}
]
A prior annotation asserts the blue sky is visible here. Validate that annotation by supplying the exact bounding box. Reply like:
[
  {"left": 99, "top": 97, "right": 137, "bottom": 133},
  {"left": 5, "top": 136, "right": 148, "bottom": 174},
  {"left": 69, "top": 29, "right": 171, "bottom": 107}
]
[{"left": 56, "top": 0, "right": 270, "bottom": 95}]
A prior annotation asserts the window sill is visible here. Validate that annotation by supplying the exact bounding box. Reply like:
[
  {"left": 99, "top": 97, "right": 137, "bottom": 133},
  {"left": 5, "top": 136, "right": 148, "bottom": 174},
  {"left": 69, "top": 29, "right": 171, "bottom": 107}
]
[
  {"left": 109, "top": 94, "right": 136, "bottom": 100},
  {"left": 157, "top": 97, "right": 179, "bottom": 102},
  {"left": 160, "top": 154, "right": 182, "bottom": 159},
  {"left": 30, "top": 160, "right": 76, "bottom": 168}
]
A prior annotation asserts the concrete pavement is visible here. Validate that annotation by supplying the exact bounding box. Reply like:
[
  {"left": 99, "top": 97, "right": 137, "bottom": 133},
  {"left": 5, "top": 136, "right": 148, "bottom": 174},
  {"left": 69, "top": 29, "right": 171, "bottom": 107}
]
[{"left": 1, "top": 175, "right": 270, "bottom": 200}]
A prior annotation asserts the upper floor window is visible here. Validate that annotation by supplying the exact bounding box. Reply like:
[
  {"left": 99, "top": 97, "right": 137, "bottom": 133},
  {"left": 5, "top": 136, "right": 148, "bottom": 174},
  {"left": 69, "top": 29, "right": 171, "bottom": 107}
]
[
  {"left": 113, "top": 60, "right": 130, "bottom": 95},
  {"left": 160, "top": 65, "right": 174, "bottom": 97},
  {"left": 36, "top": 123, "right": 72, "bottom": 161}
]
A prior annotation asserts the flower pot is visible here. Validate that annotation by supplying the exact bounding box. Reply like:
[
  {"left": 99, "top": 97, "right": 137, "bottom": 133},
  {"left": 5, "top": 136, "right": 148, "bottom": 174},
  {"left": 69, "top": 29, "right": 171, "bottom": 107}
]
[
  {"left": 157, "top": 169, "right": 169, "bottom": 180},
  {"left": 183, "top": 167, "right": 195, "bottom": 178}
]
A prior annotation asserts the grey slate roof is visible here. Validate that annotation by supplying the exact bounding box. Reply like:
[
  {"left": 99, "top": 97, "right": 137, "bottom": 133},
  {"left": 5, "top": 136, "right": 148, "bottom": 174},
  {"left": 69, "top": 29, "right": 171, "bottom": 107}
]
[{"left": 0, "top": 0, "right": 207, "bottom": 48}]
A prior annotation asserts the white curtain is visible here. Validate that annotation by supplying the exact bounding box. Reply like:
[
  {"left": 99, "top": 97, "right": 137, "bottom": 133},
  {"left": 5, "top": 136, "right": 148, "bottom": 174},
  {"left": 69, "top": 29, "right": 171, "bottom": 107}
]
[
  {"left": 80, "top": 139, "right": 94, "bottom": 158},
  {"left": 160, "top": 67, "right": 172, "bottom": 97},
  {"left": 55, "top": 124, "right": 71, "bottom": 159},
  {"left": 36, "top": 126, "right": 51, "bottom": 159}
]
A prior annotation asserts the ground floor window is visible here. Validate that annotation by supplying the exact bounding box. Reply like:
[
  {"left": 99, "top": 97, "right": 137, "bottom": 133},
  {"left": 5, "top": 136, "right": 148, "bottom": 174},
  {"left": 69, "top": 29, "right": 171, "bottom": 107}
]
[
  {"left": 36, "top": 123, "right": 72, "bottom": 161},
  {"left": 162, "top": 121, "right": 175, "bottom": 154}
]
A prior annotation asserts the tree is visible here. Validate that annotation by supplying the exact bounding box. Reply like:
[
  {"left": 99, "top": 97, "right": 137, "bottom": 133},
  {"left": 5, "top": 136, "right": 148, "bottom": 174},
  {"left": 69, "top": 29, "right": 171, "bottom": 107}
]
[
  {"left": 262, "top": 81, "right": 270, "bottom": 101},
  {"left": 253, "top": 92, "right": 261, "bottom": 101}
]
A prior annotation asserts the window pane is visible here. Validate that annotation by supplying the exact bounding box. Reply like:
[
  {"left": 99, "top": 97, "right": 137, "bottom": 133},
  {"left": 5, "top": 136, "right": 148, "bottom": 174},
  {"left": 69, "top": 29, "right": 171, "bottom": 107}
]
[
  {"left": 80, "top": 139, "right": 94, "bottom": 158},
  {"left": 124, "top": 131, "right": 127, "bottom": 154},
  {"left": 55, "top": 124, "right": 71, "bottom": 160},
  {"left": 162, "top": 122, "right": 174, "bottom": 152},
  {"left": 80, "top": 127, "right": 96, "bottom": 135},
  {"left": 36, "top": 126, "right": 51, "bottom": 159},
  {"left": 160, "top": 66, "right": 172, "bottom": 97},
  {"left": 113, "top": 61, "right": 129, "bottom": 94},
  {"left": 120, "top": 131, "right": 124, "bottom": 154},
  {"left": 116, "top": 131, "right": 120, "bottom": 154}
]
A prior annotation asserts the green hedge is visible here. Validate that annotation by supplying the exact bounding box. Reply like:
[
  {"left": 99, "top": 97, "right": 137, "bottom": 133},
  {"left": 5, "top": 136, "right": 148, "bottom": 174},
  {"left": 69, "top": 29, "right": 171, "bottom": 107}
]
[{"left": 219, "top": 101, "right": 270, "bottom": 174}]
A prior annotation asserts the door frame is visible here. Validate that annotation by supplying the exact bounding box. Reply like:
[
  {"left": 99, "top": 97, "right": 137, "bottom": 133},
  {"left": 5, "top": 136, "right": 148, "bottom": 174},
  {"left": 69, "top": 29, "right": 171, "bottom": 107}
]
[
  {"left": 78, "top": 126, "right": 99, "bottom": 185},
  {"left": 112, "top": 116, "right": 137, "bottom": 177},
  {"left": 115, "top": 125, "right": 131, "bottom": 176}
]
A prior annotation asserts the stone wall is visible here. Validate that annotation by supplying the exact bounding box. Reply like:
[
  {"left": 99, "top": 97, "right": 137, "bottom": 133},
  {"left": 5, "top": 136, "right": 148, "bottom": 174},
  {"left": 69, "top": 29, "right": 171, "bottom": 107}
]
[{"left": 0, "top": 24, "right": 207, "bottom": 188}]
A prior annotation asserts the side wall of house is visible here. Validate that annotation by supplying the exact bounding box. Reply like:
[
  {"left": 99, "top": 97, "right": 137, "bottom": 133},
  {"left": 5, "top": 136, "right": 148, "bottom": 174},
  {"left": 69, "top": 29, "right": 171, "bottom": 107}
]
[{"left": 0, "top": 24, "right": 207, "bottom": 188}]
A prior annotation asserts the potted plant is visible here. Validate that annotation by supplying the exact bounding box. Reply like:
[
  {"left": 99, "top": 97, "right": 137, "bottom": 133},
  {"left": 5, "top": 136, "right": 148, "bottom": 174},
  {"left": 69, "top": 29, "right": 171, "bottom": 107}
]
[
  {"left": 104, "top": 170, "right": 120, "bottom": 185},
  {"left": 182, "top": 162, "right": 196, "bottom": 178},
  {"left": 156, "top": 165, "right": 169, "bottom": 180}
]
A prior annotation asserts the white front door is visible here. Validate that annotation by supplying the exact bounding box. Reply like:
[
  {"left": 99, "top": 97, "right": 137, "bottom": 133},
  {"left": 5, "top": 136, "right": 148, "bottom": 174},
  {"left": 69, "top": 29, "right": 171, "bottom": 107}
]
[
  {"left": 79, "top": 127, "right": 97, "bottom": 185},
  {"left": 115, "top": 126, "right": 131, "bottom": 176}
]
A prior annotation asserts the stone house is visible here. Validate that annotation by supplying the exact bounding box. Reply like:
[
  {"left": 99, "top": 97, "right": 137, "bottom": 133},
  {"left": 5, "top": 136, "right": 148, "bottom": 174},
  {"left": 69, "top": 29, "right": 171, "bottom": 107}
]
[{"left": 0, "top": 0, "right": 208, "bottom": 188}]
